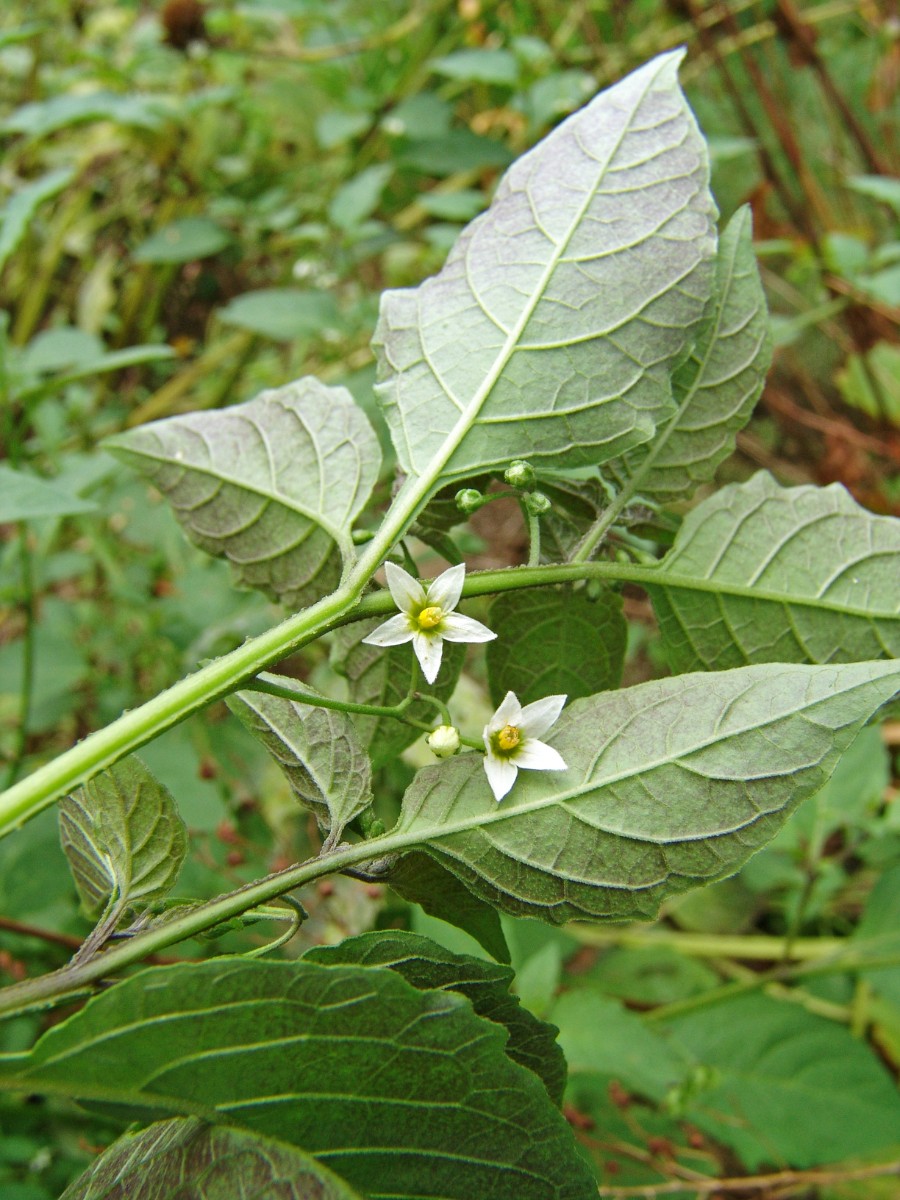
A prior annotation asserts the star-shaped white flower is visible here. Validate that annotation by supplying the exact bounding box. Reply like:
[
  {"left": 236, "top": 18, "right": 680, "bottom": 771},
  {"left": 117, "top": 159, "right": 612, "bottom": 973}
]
[
  {"left": 362, "top": 562, "right": 495, "bottom": 684},
  {"left": 483, "top": 691, "right": 568, "bottom": 802}
]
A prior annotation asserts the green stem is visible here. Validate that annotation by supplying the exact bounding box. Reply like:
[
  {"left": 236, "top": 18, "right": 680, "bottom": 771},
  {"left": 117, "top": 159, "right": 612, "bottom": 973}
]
[
  {"left": 4, "top": 524, "right": 36, "bottom": 789},
  {"left": 526, "top": 506, "right": 542, "bottom": 568},
  {"left": 248, "top": 673, "right": 414, "bottom": 720}
]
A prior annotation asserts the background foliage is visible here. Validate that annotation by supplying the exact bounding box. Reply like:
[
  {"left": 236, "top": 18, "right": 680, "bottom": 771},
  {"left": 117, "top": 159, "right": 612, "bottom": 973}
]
[{"left": 1, "top": 2, "right": 898, "bottom": 1197}]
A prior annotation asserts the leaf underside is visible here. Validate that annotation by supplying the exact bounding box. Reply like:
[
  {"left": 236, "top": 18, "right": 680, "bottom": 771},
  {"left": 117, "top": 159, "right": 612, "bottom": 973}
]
[
  {"left": 58, "top": 757, "right": 186, "bottom": 920},
  {"left": 105, "top": 378, "right": 381, "bottom": 609},
  {"left": 60, "top": 1118, "right": 363, "bottom": 1200},
  {"left": 374, "top": 50, "right": 717, "bottom": 489},
  {"left": 647, "top": 471, "right": 900, "bottom": 671},
  {"left": 394, "top": 659, "right": 900, "bottom": 923},
  {"left": 228, "top": 685, "right": 372, "bottom": 839}
]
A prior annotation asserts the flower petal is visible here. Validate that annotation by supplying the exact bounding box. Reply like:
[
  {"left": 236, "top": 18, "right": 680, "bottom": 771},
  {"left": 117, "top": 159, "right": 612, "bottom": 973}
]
[
  {"left": 439, "top": 613, "right": 497, "bottom": 644},
  {"left": 488, "top": 691, "right": 523, "bottom": 733},
  {"left": 425, "top": 562, "right": 466, "bottom": 612},
  {"left": 412, "top": 630, "right": 443, "bottom": 684},
  {"left": 384, "top": 561, "right": 426, "bottom": 614},
  {"left": 361, "top": 614, "right": 415, "bottom": 647},
  {"left": 518, "top": 694, "right": 567, "bottom": 739},
  {"left": 514, "top": 739, "right": 568, "bottom": 772},
  {"left": 484, "top": 752, "right": 518, "bottom": 802}
]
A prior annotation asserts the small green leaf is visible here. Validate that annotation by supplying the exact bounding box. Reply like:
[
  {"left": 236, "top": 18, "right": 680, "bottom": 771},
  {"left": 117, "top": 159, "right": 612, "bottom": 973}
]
[
  {"left": 218, "top": 289, "right": 339, "bottom": 342},
  {"left": 486, "top": 586, "right": 626, "bottom": 706},
  {"left": 227, "top": 683, "right": 372, "bottom": 841},
  {"left": 105, "top": 379, "right": 381, "bottom": 609},
  {"left": 329, "top": 622, "right": 465, "bottom": 768},
  {"left": 393, "top": 659, "right": 900, "bottom": 923},
  {"left": 306, "top": 929, "right": 565, "bottom": 1104},
  {"left": 0, "top": 958, "right": 597, "bottom": 1200},
  {"left": 662, "top": 993, "right": 900, "bottom": 1168},
  {"left": 328, "top": 165, "right": 392, "bottom": 231},
  {"left": 0, "top": 167, "right": 73, "bottom": 273},
  {"left": 647, "top": 472, "right": 900, "bottom": 671},
  {"left": 60, "top": 1119, "right": 363, "bottom": 1200},
  {"left": 375, "top": 51, "right": 715, "bottom": 490},
  {"left": 58, "top": 757, "right": 186, "bottom": 921},
  {"left": 854, "top": 864, "right": 900, "bottom": 1008},
  {"left": 430, "top": 49, "right": 520, "bottom": 87},
  {"left": 133, "top": 217, "right": 231, "bottom": 264},
  {"left": 4, "top": 92, "right": 169, "bottom": 138},
  {"left": 386, "top": 852, "right": 510, "bottom": 963},
  {"left": 604, "top": 206, "right": 772, "bottom": 504},
  {"left": 0, "top": 465, "right": 97, "bottom": 522},
  {"left": 847, "top": 174, "right": 900, "bottom": 216}
]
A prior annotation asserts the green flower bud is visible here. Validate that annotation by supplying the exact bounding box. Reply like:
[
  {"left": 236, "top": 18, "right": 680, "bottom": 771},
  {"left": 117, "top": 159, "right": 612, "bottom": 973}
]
[
  {"left": 504, "top": 460, "right": 536, "bottom": 488},
  {"left": 427, "top": 724, "right": 461, "bottom": 758},
  {"left": 523, "top": 490, "right": 551, "bottom": 515},
  {"left": 455, "top": 488, "right": 483, "bottom": 514}
]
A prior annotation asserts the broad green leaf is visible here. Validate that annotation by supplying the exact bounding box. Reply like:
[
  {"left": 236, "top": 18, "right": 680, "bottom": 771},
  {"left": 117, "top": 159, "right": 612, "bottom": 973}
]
[
  {"left": 430, "top": 49, "right": 520, "bottom": 87},
  {"left": 486, "top": 586, "right": 626, "bottom": 705},
  {"left": 0, "top": 464, "right": 97, "bottom": 521},
  {"left": 217, "top": 289, "right": 339, "bottom": 342},
  {"left": 133, "top": 217, "right": 231, "bottom": 264},
  {"left": 58, "top": 758, "right": 187, "bottom": 921},
  {"left": 0, "top": 958, "right": 597, "bottom": 1200},
  {"left": 386, "top": 851, "right": 510, "bottom": 963},
  {"left": 604, "top": 206, "right": 771, "bottom": 504},
  {"left": 374, "top": 51, "right": 716, "bottom": 489},
  {"left": 329, "top": 621, "right": 464, "bottom": 768},
  {"left": 105, "top": 379, "right": 381, "bottom": 609},
  {"left": 3, "top": 92, "right": 169, "bottom": 138},
  {"left": 227, "top": 683, "right": 372, "bottom": 841},
  {"left": 662, "top": 993, "right": 900, "bottom": 1168},
  {"left": 647, "top": 472, "right": 900, "bottom": 672},
  {"left": 328, "top": 165, "right": 392, "bottom": 231},
  {"left": 306, "top": 930, "right": 565, "bottom": 1104},
  {"left": 392, "top": 659, "right": 900, "bottom": 923},
  {"left": 60, "top": 1118, "right": 363, "bottom": 1200},
  {"left": 0, "top": 167, "right": 73, "bottom": 273},
  {"left": 854, "top": 864, "right": 900, "bottom": 1007}
]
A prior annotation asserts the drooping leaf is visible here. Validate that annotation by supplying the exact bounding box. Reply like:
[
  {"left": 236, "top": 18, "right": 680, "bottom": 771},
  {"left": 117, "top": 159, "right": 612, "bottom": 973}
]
[
  {"left": 329, "top": 621, "right": 465, "bottom": 768},
  {"left": 646, "top": 472, "right": 900, "bottom": 672},
  {"left": 374, "top": 51, "right": 716, "bottom": 490},
  {"left": 661, "top": 993, "right": 900, "bottom": 1168},
  {"left": 485, "top": 586, "right": 626, "bottom": 706},
  {"left": 392, "top": 659, "right": 900, "bottom": 923},
  {"left": 58, "top": 757, "right": 186, "bottom": 921},
  {"left": 0, "top": 167, "right": 73, "bottom": 273},
  {"left": 307, "top": 930, "right": 565, "bottom": 1105},
  {"left": 0, "top": 958, "right": 596, "bottom": 1200},
  {"left": 604, "top": 205, "right": 771, "bottom": 504},
  {"left": 227, "top": 683, "right": 372, "bottom": 841},
  {"left": 0, "top": 464, "right": 97, "bottom": 521},
  {"left": 384, "top": 852, "right": 510, "bottom": 963},
  {"left": 105, "top": 379, "right": 381, "bottom": 609},
  {"left": 60, "top": 1118, "right": 363, "bottom": 1200}
]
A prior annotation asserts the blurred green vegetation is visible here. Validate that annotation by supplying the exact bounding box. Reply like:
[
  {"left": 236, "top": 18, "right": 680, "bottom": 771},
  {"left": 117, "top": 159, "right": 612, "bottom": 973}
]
[{"left": 1, "top": 2, "right": 898, "bottom": 1194}]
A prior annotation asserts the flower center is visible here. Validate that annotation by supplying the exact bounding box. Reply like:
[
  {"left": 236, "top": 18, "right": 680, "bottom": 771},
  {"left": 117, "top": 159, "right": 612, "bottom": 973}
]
[
  {"left": 417, "top": 605, "right": 443, "bottom": 630},
  {"left": 497, "top": 724, "right": 521, "bottom": 752}
]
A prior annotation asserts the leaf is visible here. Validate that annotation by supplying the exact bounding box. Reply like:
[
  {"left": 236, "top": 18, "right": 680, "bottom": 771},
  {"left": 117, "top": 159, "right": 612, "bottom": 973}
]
[
  {"left": 0, "top": 167, "right": 73, "bottom": 273},
  {"left": 133, "top": 217, "right": 231, "bottom": 264},
  {"left": 646, "top": 472, "right": 900, "bottom": 672},
  {"left": 60, "top": 1118, "right": 363, "bottom": 1200},
  {"left": 306, "top": 929, "right": 566, "bottom": 1105},
  {"left": 392, "top": 659, "right": 900, "bottom": 923},
  {"left": 485, "top": 585, "right": 626, "bottom": 706},
  {"left": 847, "top": 174, "right": 900, "bottom": 216},
  {"left": 854, "top": 864, "right": 900, "bottom": 1008},
  {"left": 227, "top": 683, "right": 372, "bottom": 841},
  {"left": 837, "top": 342, "right": 900, "bottom": 426},
  {"left": 661, "top": 993, "right": 900, "bottom": 1168},
  {"left": 374, "top": 51, "right": 716, "bottom": 490},
  {"left": 3, "top": 92, "right": 170, "bottom": 138},
  {"left": 0, "top": 464, "right": 97, "bottom": 521},
  {"left": 105, "top": 379, "right": 381, "bottom": 609},
  {"left": 329, "top": 621, "right": 465, "bottom": 768},
  {"left": 0, "top": 958, "right": 597, "bottom": 1200},
  {"left": 386, "top": 852, "right": 510, "bottom": 964},
  {"left": 430, "top": 49, "right": 520, "bottom": 87},
  {"left": 328, "top": 165, "right": 392, "bottom": 232},
  {"left": 538, "top": 473, "right": 610, "bottom": 562},
  {"left": 604, "top": 205, "right": 771, "bottom": 503},
  {"left": 58, "top": 757, "right": 186, "bottom": 921},
  {"left": 217, "top": 289, "right": 339, "bottom": 342}
]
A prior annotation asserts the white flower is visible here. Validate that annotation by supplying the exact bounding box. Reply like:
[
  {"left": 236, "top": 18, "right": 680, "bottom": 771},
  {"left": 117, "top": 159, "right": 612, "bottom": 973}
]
[
  {"left": 361, "top": 562, "right": 495, "bottom": 684},
  {"left": 427, "top": 724, "right": 461, "bottom": 758},
  {"left": 483, "top": 691, "right": 568, "bottom": 802}
]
